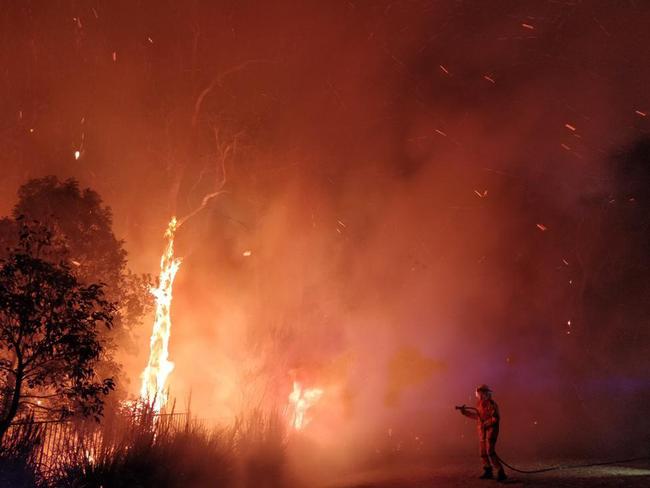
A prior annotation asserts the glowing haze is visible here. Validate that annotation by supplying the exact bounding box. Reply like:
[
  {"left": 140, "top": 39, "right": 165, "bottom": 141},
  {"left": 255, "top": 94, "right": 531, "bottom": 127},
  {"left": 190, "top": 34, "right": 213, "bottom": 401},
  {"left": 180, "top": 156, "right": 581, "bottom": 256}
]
[{"left": 1, "top": 0, "right": 650, "bottom": 475}]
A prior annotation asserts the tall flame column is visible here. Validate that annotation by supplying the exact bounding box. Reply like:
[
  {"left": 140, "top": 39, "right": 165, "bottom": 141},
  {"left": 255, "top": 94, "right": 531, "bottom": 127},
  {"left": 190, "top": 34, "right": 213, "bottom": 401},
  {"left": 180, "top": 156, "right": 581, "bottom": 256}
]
[{"left": 140, "top": 217, "right": 182, "bottom": 412}]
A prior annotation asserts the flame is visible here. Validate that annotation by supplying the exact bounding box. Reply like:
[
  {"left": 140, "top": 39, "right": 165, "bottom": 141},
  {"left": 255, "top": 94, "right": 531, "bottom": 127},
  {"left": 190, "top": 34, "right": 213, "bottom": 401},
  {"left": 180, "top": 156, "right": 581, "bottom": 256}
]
[
  {"left": 85, "top": 447, "right": 96, "bottom": 465},
  {"left": 288, "top": 381, "right": 323, "bottom": 431},
  {"left": 140, "top": 217, "right": 182, "bottom": 412}
]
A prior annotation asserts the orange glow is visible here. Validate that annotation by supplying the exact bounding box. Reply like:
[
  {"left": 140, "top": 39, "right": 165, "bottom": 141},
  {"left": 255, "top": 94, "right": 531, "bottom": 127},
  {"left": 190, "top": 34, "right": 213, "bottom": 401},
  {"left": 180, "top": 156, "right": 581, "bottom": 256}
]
[
  {"left": 288, "top": 381, "right": 323, "bottom": 431},
  {"left": 140, "top": 216, "right": 182, "bottom": 412}
]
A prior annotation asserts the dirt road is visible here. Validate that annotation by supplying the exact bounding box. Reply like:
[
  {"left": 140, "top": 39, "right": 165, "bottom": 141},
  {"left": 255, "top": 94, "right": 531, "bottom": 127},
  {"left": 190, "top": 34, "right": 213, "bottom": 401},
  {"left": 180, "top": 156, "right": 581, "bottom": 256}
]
[{"left": 328, "top": 461, "right": 650, "bottom": 487}]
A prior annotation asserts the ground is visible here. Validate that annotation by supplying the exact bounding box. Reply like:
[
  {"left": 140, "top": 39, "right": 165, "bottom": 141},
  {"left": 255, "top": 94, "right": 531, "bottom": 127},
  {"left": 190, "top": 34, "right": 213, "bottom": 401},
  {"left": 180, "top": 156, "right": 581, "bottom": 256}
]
[{"left": 329, "top": 460, "right": 650, "bottom": 488}]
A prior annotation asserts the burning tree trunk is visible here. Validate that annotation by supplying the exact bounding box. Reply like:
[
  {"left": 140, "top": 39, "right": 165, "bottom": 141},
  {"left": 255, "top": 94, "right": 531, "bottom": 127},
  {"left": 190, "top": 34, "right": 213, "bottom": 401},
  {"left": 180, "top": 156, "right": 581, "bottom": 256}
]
[{"left": 140, "top": 217, "right": 182, "bottom": 412}]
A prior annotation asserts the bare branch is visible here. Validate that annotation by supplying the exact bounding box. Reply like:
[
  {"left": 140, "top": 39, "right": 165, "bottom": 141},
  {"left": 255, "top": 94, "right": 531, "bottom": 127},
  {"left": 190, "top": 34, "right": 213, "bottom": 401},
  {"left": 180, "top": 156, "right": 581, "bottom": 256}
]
[
  {"left": 18, "top": 401, "right": 61, "bottom": 412},
  {"left": 177, "top": 127, "right": 230, "bottom": 229},
  {"left": 191, "top": 59, "right": 274, "bottom": 127},
  {"left": 20, "top": 393, "right": 61, "bottom": 399}
]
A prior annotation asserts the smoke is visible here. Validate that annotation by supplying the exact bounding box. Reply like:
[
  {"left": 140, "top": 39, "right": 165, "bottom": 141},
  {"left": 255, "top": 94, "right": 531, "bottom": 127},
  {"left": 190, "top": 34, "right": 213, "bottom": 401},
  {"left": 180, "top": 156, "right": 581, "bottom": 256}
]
[{"left": 1, "top": 0, "right": 650, "bottom": 477}]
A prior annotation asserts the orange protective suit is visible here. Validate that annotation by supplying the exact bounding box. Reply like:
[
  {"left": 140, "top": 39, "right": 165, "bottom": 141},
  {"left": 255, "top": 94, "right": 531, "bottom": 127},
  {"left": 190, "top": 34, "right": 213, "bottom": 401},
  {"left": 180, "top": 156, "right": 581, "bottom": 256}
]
[{"left": 461, "top": 398, "right": 503, "bottom": 472}]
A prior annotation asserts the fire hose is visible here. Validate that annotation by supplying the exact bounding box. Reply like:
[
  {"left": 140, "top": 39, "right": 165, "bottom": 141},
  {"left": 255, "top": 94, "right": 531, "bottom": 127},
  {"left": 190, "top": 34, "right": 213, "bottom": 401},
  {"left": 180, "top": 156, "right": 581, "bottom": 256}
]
[{"left": 454, "top": 405, "right": 650, "bottom": 474}]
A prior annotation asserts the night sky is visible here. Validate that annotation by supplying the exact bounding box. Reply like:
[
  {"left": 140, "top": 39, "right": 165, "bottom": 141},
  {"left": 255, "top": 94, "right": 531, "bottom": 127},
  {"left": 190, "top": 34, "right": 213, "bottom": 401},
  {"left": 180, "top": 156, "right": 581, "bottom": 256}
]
[{"left": 1, "top": 0, "right": 649, "bottom": 462}]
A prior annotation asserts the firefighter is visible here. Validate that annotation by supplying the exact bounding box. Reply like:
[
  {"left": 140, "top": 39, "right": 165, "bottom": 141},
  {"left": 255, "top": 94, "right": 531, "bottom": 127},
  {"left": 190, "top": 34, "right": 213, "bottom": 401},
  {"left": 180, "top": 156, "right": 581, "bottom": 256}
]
[{"left": 458, "top": 384, "right": 507, "bottom": 481}]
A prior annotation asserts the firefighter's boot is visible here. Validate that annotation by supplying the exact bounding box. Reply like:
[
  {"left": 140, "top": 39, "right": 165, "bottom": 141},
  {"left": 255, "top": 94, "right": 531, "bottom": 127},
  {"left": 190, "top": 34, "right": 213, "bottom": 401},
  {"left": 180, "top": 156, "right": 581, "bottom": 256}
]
[
  {"left": 496, "top": 469, "right": 507, "bottom": 482},
  {"left": 479, "top": 467, "right": 493, "bottom": 479}
]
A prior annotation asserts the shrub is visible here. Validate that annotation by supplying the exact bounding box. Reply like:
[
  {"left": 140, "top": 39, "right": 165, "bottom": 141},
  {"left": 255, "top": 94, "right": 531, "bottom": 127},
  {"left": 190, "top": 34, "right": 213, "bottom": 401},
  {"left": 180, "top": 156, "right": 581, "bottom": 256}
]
[
  {"left": 52, "top": 405, "right": 287, "bottom": 488},
  {"left": 0, "top": 419, "right": 42, "bottom": 488}
]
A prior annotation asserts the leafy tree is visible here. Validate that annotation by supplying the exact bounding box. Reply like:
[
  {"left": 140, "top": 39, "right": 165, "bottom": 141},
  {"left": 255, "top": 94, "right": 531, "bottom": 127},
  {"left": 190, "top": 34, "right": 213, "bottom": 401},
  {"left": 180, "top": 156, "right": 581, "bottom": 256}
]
[
  {"left": 1, "top": 177, "right": 151, "bottom": 396},
  {"left": 0, "top": 220, "right": 115, "bottom": 441}
]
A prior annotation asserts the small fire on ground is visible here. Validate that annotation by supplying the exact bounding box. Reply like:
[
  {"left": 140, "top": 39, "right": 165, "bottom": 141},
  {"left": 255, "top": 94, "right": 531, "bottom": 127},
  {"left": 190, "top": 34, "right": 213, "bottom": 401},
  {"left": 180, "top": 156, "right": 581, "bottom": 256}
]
[{"left": 288, "top": 381, "right": 323, "bottom": 431}]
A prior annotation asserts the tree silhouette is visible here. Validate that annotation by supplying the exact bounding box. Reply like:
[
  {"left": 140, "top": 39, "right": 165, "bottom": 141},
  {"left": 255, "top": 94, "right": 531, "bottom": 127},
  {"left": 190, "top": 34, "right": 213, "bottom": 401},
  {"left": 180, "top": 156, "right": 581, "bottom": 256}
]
[
  {"left": 0, "top": 219, "right": 115, "bottom": 442},
  {"left": 0, "top": 176, "right": 151, "bottom": 402}
]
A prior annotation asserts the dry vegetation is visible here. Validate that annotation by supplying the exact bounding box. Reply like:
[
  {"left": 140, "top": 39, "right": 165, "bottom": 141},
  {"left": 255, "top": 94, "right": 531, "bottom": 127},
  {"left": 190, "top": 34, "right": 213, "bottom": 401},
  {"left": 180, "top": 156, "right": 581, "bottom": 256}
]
[{"left": 1, "top": 402, "right": 289, "bottom": 488}]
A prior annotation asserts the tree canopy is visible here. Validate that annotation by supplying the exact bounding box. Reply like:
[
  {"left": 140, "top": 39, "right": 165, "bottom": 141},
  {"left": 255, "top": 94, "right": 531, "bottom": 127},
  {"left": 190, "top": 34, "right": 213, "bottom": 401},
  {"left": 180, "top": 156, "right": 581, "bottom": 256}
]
[
  {"left": 0, "top": 220, "right": 115, "bottom": 440},
  {"left": 0, "top": 177, "right": 151, "bottom": 396}
]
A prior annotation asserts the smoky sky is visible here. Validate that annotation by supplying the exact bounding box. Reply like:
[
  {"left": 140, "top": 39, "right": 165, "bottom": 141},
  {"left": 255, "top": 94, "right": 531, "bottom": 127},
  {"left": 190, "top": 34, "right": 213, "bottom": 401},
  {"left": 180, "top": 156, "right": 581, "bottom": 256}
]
[{"left": 1, "top": 0, "right": 650, "bottom": 465}]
